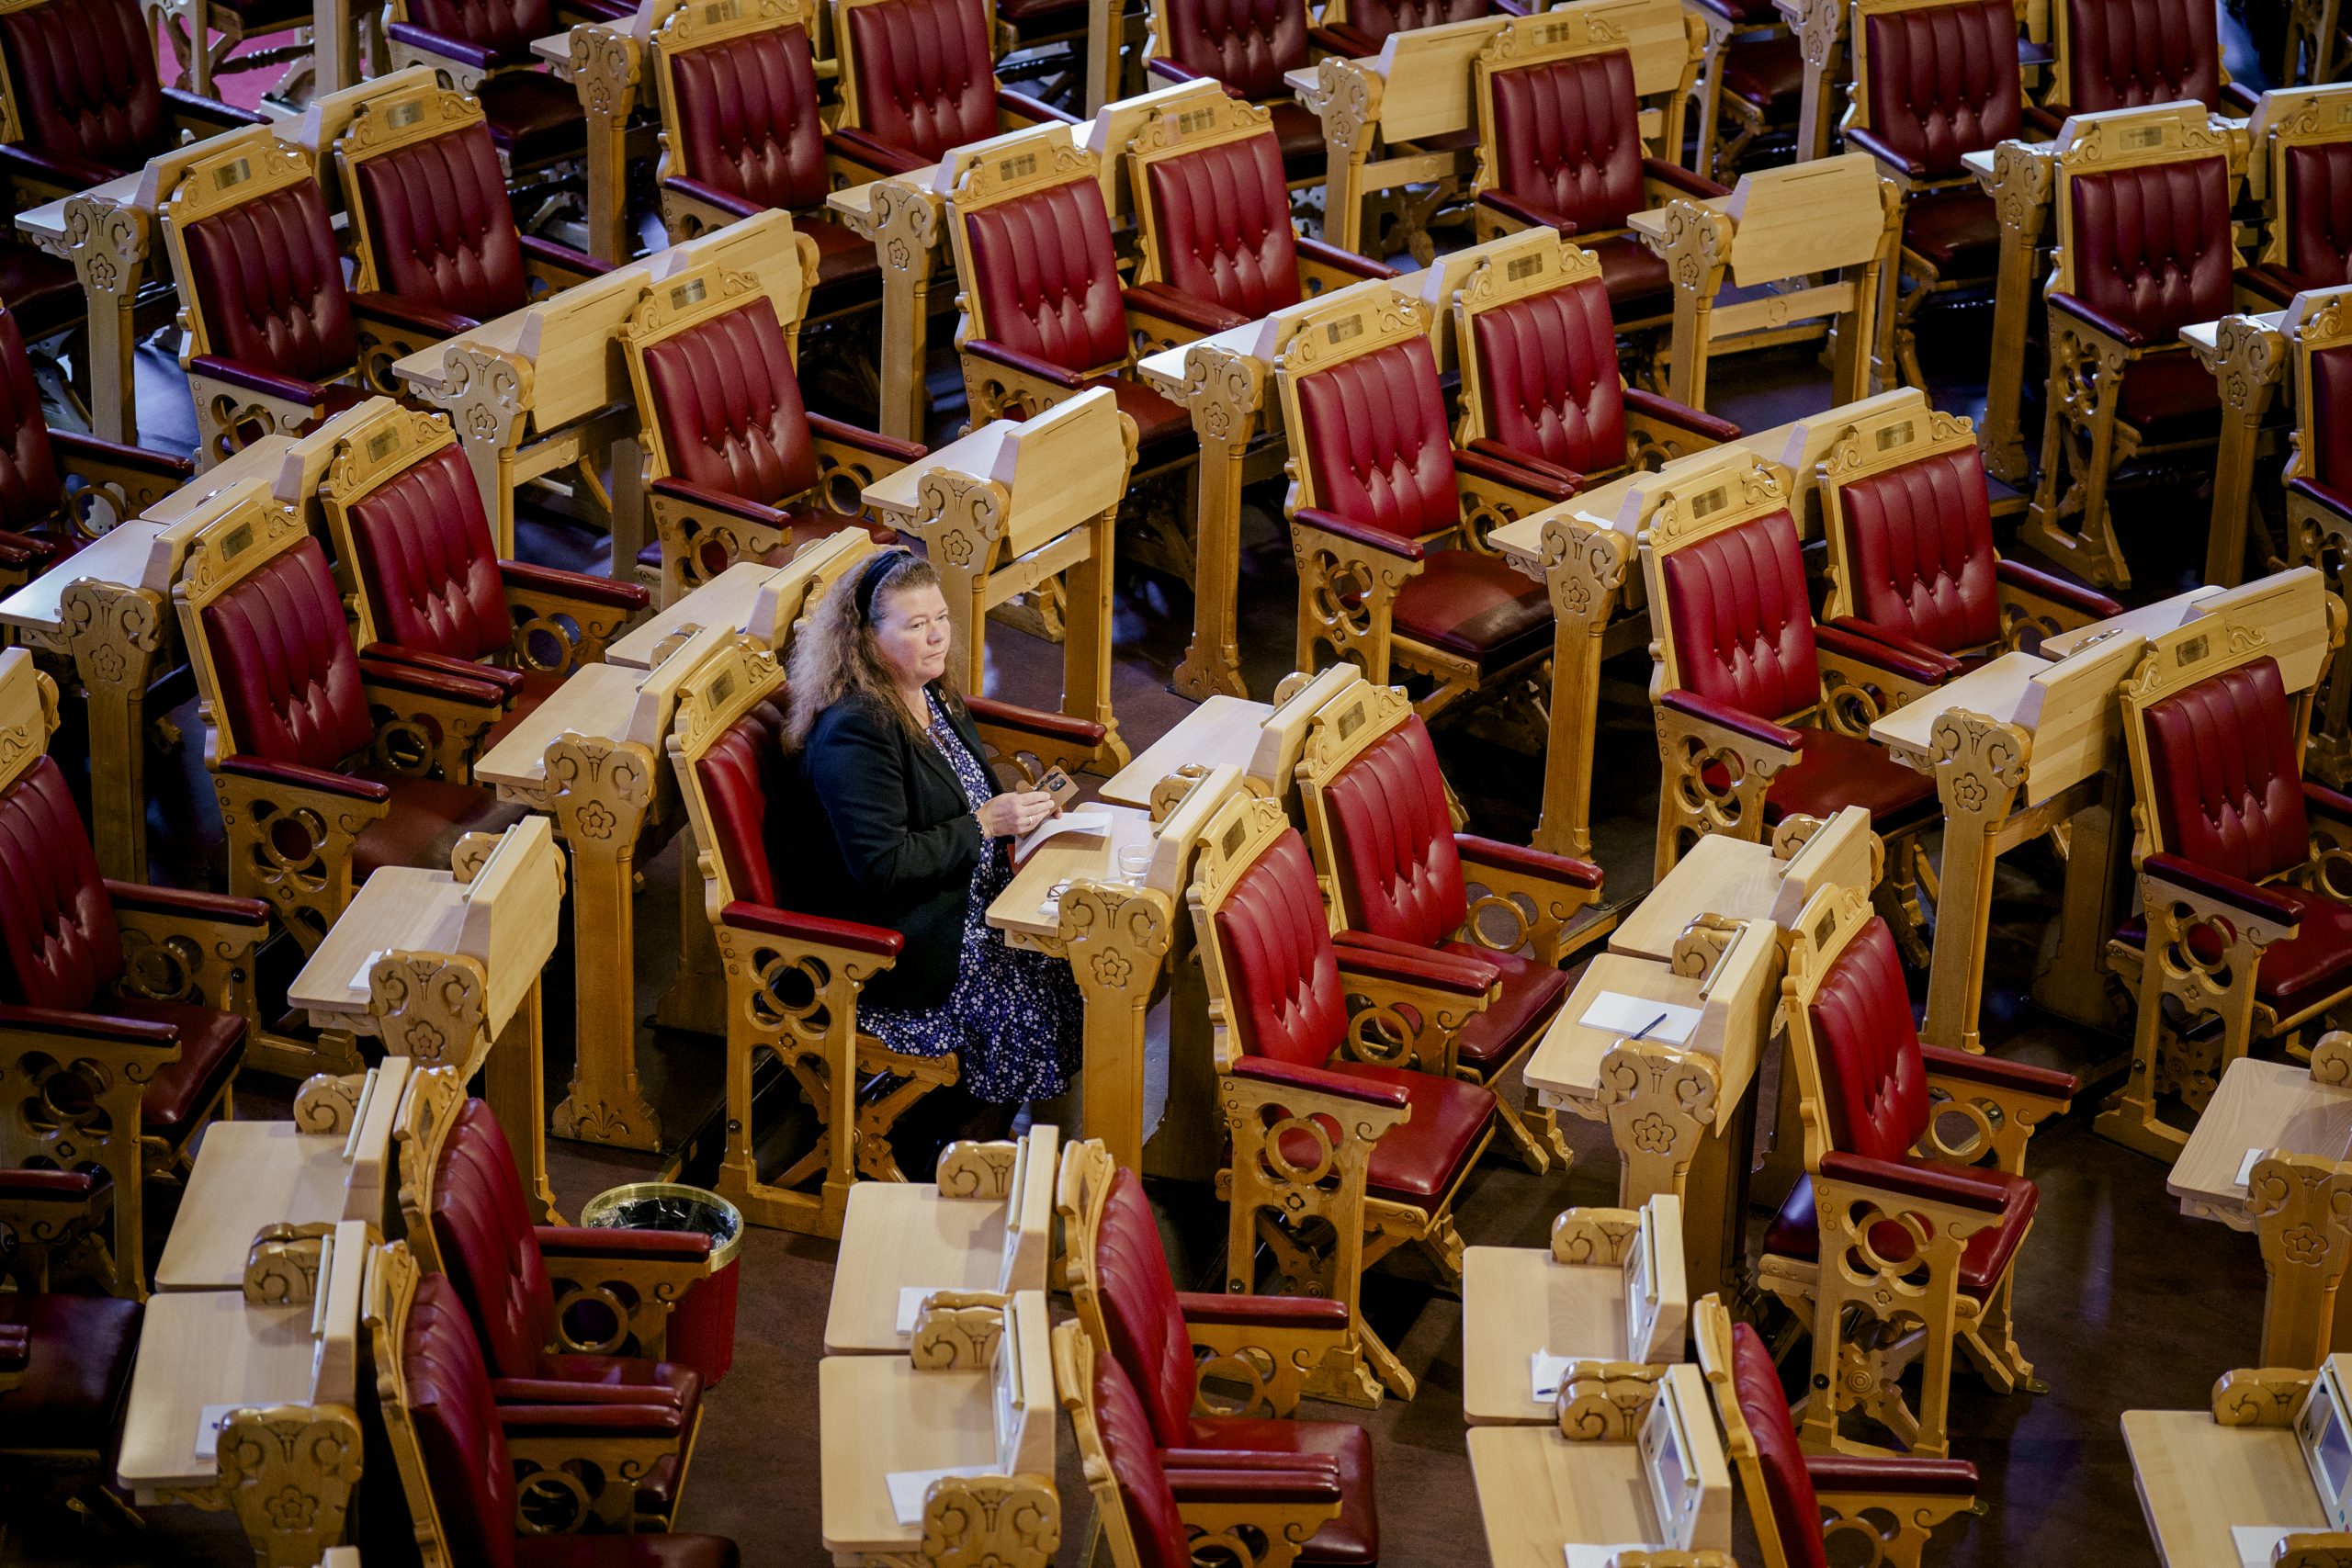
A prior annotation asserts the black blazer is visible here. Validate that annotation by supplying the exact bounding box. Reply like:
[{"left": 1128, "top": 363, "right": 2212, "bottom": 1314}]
[{"left": 797, "top": 686, "right": 995, "bottom": 1011}]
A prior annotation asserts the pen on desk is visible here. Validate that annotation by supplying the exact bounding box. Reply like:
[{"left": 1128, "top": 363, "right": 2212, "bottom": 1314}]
[{"left": 1632, "top": 1012, "right": 1668, "bottom": 1041}]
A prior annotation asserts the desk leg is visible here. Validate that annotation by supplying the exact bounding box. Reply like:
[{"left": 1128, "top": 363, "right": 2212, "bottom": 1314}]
[
  {"left": 1789, "top": 0, "right": 1842, "bottom": 166},
  {"left": 1067, "top": 512, "right": 1129, "bottom": 773},
  {"left": 62, "top": 581, "right": 163, "bottom": 885},
  {"left": 1532, "top": 526, "right": 1629, "bottom": 862},
  {"left": 441, "top": 344, "right": 531, "bottom": 559},
  {"left": 1975, "top": 144, "right": 2051, "bottom": 487},
  {"left": 1921, "top": 714, "right": 2028, "bottom": 1055},
  {"left": 1057, "top": 885, "right": 1171, "bottom": 1170},
  {"left": 2196, "top": 316, "right": 2286, "bottom": 590},
  {"left": 1600, "top": 1040, "right": 1724, "bottom": 1289},
  {"left": 1143, "top": 942, "right": 1219, "bottom": 1184},
  {"left": 570, "top": 30, "right": 641, "bottom": 266},
  {"left": 217, "top": 1404, "right": 363, "bottom": 1568},
  {"left": 1170, "top": 357, "right": 1261, "bottom": 703},
  {"left": 548, "top": 745, "right": 661, "bottom": 1151},
  {"left": 1083, "top": 0, "right": 1115, "bottom": 115},
  {"left": 2253, "top": 1152, "right": 2352, "bottom": 1369},
  {"left": 62, "top": 196, "right": 145, "bottom": 447},
  {"left": 311, "top": 0, "right": 355, "bottom": 96},
  {"left": 659, "top": 822, "right": 729, "bottom": 1035},
  {"left": 608, "top": 434, "right": 647, "bottom": 585},
  {"left": 2033, "top": 767, "right": 2127, "bottom": 1032},
  {"left": 487, "top": 978, "right": 562, "bottom": 1224},
  {"left": 869, "top": 187, "right": 941, "bottom": 445}
]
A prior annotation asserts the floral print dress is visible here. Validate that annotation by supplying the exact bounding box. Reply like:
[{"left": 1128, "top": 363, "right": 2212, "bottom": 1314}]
[{"left": 857, "top": 692, "right": 1085, "bottom": 1104}]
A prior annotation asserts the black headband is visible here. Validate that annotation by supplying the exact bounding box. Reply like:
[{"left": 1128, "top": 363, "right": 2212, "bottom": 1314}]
[{"left": 854, "top": 550, "right": 902, "bottom": 624}]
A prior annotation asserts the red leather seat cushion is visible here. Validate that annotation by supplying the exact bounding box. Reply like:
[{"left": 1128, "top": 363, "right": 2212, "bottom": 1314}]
[
  {"left": 513, "top": 1538, "right": 741, "bottom": 1568},
  {"left": 1176, "top": 1417, "right": 1380, "bottom": 1564},
  {"left": 112, "top": 997, "right": 245, "bottom": 1138},
  {"left": 1467, "top": 274, "right": 1627, "bottom": 477},
  {"left": 964, "top": 179, "right": 1130, "bottom": 374},
  {"left": 1162, "top": 0, "right": 1306, "bottom": 102},
  {"left": 1722, "top": 33, "right": 1802, "bottom": 111},
  {"left": 1901, "top": 187, "right": 2001, "bottom": 271},
  {"left": 667, "top": 24, "right": 829, "bottom": 214},
  {"left": 1488, "top": 51, "right": 1645, "bottom": 238},
  {"left": 0, "top": 1292, "right": 142, "bottom": 1455},
  {"left": 644, "top": 299, "right": 822, "bottom": 508},
  {"left": 1346, "top": 0, "right": 1484, "bottom": 47},
  {"left": 350, "top": 773, "right": 527, "bottom": 880},
  {"left": 1725, "top": 1318, "right": 1829, "bottom": 1568},
  {"left": 1391, "top": 549, "right": 1553, "bottom": 669},
  {"left": 1101, "top": 377, "right": 1197, "bottom": 465},
  {"left": 2113, "top": 348, "right": 2219, "bottom": 440},
  {"left": 1293, "top": 336, "right": 1460, "bottom": 542},
  {"left": 0, "top": 243, "right": 85, "bottom": 342},
  {"left": 0, "top": 0, "right": 165, "bottom": 176},
  {"left": 1859, "top": 0, "right": 2020, "bottom": 179},
  {"left": 347, "top": 443, "right": 514, "bottom": 664},
  {"left": 1764, "top": 728, "right": 1937, "bottom": 829},
  {"left": 477, "top": 71, "right": 590, "bottom": 166},
  {"left": 1145, "top": 133, "right": 1302, "bottom": 321},
  {"left": 2117, "top": 885, "right": 2352, "bottom": 1017},
  {"left": 1291, "top": 1063, "right": 1492, "bottom": 1210},
  {"left": 539, "top": 1351, "right": 702, "bottom": 1399},
  {"left": 2062, "top": 0, "right": 2219, "bottom": 113},
  {"left": 354, "top": 121, "right": 530, "bottom": 326},
  {"left": 178, "top": 180, "right": 354, "bottom": 384},
  {"left": 846, "top": 0, "right": 999, "bottom": 164},
  {"left": 1589, "top": 231, "right": 1671, "bottom": 320},
  {"left": 805, "top": 212, "right": 884, "bottom": 307},
  {"left": 1272, "top": 101, "right": 1325, "bottom": 185},
  {"left": 1317, "top": 716, "right": 1468, "bottom": 949},
  {"left": 1659, "top": 509, "right": 1819, "bottom": 722},
  {"left": 1835, "top": 445, "right": 1999, "bottom": 655},
  {"left": 1763, "top": 1166, "right": 2036, "bottom": 1298},
  {"left": 1440, "top": 940, "right": 1567, "bottom": 1073}
]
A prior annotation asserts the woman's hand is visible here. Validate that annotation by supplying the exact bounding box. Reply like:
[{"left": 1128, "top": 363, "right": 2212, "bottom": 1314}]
[{"left": 976, "top": 790, "right": 1058, "bottom": 840}]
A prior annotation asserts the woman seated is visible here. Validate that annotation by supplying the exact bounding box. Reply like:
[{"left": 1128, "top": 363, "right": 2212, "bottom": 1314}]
[{"left": 787, "top": 548, "right": 1083, "bottom": 1165}]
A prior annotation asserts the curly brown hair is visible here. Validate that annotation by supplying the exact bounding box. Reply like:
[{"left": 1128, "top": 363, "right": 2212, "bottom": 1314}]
[{"left": 784, "top": 547, "right": 962, "bottom": 747}]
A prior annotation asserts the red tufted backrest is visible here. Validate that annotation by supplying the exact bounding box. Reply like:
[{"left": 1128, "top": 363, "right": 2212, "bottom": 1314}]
[
  {"left": 1728, "top": 1320, "right": 1828, "bottom": 1568},
  {"left": 641, "top": 299, "right": 820, "bottom": 506},
  {"left": 694, "top": 697, "right": 794, "bottom": 908},
  {"left": 1292, "top": 335, "right": 1461, "bottom": 540},
  {"left": 2062, "top": 0, "right": 2219, "bottom": 112},
  {"left": 846, "top": 0, "right": 997, "bottom": 164},
  {"left": 0, "top": 310, "right": 62, "bottom": 535},
  {"left": 345, "top": 444, "right": 514, "bottom": 664},
  {"left": 354, "top": 121, "right": 528, "bottom": 327},
  {"left": 1659, "top": 510, "right": 1819, "bottom": 723},
  {"left": 1146, "top": 133, "right": 1301, "bottom": 320},
  {"left": 199, "top": 537, "right": 378, "bottom": 771},
  {"left": 1834, "top": 446, "right": 1999, "bottom": 655},
  {"left": 669, "top": 25, "right": 830, "bottom": 214},
  {"left": 1860, "top": 0, "right": 2020, "bottom": 177},
  {"left": 0, "top": 755, "right": 120, "bottom": 1014},
  {"left": 0, "top": 0, "right": 164, "bottom": 175},
  {"left": 429, "top": 1098, "right": 558, "bottom": 1382},
  {"left": 1317, "top": 716, "right": 1467, "bottom": 949},
  {"left": 402, "top": 1270, "right": 521, "bottom": 1568},
  {"left": 2312, "top": 345, "right": 2352, "bottom": 494},
  {"left": 1210, "top": 828, "right": 1346, "bottom": 1068},
  {"left": 1092, "top": 1343, "right": 1193, "bottom": 1568},
  {"left": 178, "top": 179, "right": 356, "bottom": 383},
  {"left": 1488, "top": 50, "right": 1645, "bottom": 231},
  {"left": 1159, "top": 0, "right": 1307, "bottom": 101},
  {"left": 1466, "top": 274, "right": 1627, "bottom": 476},
  {"left": 964, "top": 180, "right": 1130, "bottom": 374},
  {"left": 1089, "top": 1167, "right": 1197, "bottom": 1445},
  {"left": 405, "top": 0, "right": 550, "bottom": 60},
  {"left": 2063, "top": 155, "right": 2234, "bottom": 338},
  {"left": 1344, "top": 0, "right": 1486, "bottom": 47},
  {"left": 1804, "top": 916, "right": 1928, "bottom": 1163},
  {"left": 2284, "top": 141, "right": 2352, "bottom": 293},
  {"left": 2141, "top": 656, "right": 2309, "bottom": 885}
]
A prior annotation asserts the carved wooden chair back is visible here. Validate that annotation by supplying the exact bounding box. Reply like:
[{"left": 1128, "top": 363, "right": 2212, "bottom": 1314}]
[
  {"left": 1634, "top": 459, "right": 1812, "bottom": 716},
  {"left": 2042, "top": 101, "right": 2245, "bottom": 310},
  {"left": 1448, "top": 229, "right": 1627, "bottom": 475},
  {"left": 1271, "top": 288, "right": 1456, "bottom": 541},
  {"left": 650, "top": 0, "right": 828, "bottom": 207},
  {"left": 620, "top": 260, "right": 814, "bottom": 492},
  {"left": 160, "top": 135, "right": 353, "bottom": 380},
  {"left": 942, "top": 124, "right": 1129, "bottom": 379},
  {"left": 1123, "top": 93, "right": 1297, "bottom": 311},
  {"left": 2288, "top": 286, "right": 2352, "bottom": 501},
  {"left": 168, "top": 488, "right": 331, "bottom": 767},
  {"left": 390, "top": 1065, "right": 469, "bottom": 1275},
  {"left": 1815, "top": 400, "right": 2001, "bottom": 649},
  {"left": 2243, "top": 85, "right": 2352, "bottom": 295}
]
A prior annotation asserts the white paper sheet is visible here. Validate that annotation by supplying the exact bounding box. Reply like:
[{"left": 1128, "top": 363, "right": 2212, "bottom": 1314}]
[
  {"left": 2235, "top": 1146, "right": 2268, "bottom": 1190},
  {"left": 896, "top": 1286, "right": 937, "bottom": 1337},
  {"left": 1013, "top": 810, "right": 1111, "bottom": 862},
  {"left": 1577, "top": 990, "right": 1701, "bottom": 1045},
  {"left": 1531, "top": 1350, "right": 1574, "bottom": 1404},
  {"left": 195, "top": 1403, "right": 243, "bottom": 1461},
  {"left": 2233, "top": 1525, "right": 2295, "bottom": 1568},
  {"left": 887, "top": 1465, "right": 996, "bottom": 1526},
  {"left": 348, "top": 948, "right": 390, "bottom": 995}
]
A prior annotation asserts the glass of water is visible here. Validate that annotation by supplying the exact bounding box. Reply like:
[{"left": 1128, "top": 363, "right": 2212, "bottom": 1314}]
[{"left": 1115, "top": 844, "right": 1152, "bottom": 886}]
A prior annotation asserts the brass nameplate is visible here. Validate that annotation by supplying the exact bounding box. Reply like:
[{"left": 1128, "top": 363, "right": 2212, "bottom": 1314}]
[
  {"left": 1875, "top": 420, "right": 1914, "bottom": 450},
  {"left": 2120, "top": 126, "right": 2164, "bottom": 151},
  {"left": 2175, "top": 635, "right": 2208, "bottom": 666},
  {"left": 1326, "top": 316, "right": 1363, "bottom": 344},
  {"left": 367, "top": 428, "right": 401, "bottom": 462},
  {"left": 1690, "top": 485, "right": 1726, "bottom": 519},
  {"left": 385, "top": 99, "right": 425, "bottom": 130},
  {"left": 1506, "top": 254, "right": 1543, "bottom": 282},
  {"left": 1529, "top": 20, "right": 1570, "bottom": 44},
  {"left": 1337, "top": 703, "right": 1363, "bottom": 739},
  {"left": 1813, "top": 910, "right": 1834, "bottom": 946},
  {"left": 223, "top": 522, "right": 254, "bottom": 559},
  {"left": 710, "top": 671, "right": 735, "bottom": 705},
  {"left": 214, "top": 157, "right": 252, "bottom": 191},
  {"left": 706, "top": 0, "right": 741, "bottom": 18},
  {"left": 671, "top": 277, "right": 707, "bottom": 309},
  {"left": 998, "top": 152, "right": 1037, "bottom": 180},
  {"left": 1175, "top": 107, "right": 1216, "bottom": 135},
  {"left": 1221, "top": 819, "right": 1248, "bottom": 856}
]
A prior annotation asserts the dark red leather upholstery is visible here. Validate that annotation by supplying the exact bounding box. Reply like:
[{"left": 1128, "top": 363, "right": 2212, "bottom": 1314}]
[
  {"left": 1488, "top": 51, "right": 1645, "bottom": 236},
  {"left": 0, "top": 1290, "right": 142, "bottom": 1456},
  {"left": 642, "top": 299, "right": 822, "bottom": 506},
  {"left": 1091, "top": 1337, "right": 1194, "bottom": 1568},
  {"left": 1722, "top": 32, "right": 1803, "bottom": 112},
  {"left": 200, "top": 538, "right": 377, "bottom": 770},
  {"left": 178, "top": 179, "right": 355, "bottom": 382},
  {"left": 1442, "top": 941, "right": 1566, "bottom": 1072},
  {"left": 1159, "top": 0, "right": 1307, "bottom": 101},
  {"left": 353, "top": 119, "right": 529, "bottom": 327},
  {"left": 1467, "top": 275, "right": 1627, "bottom": 478},
  {"left": 1332, "top": 1063, "right": 1491, "bottom": 1206},
  {"left": 2141, "top": 657, "right": 2309, "bottom": 886},
  {"left": 1389, "top": 555, "right": 1554, "bottom": 668},
  {"left": 1900, "top": 187, "right": 2001, "bottom": 269},
  {"left": 1835, "top": 446, "right": 1999, "bottom": 655},
  {"left": 964, "top": 180, "right": 1129, "bottom": 373},
  {"left": 1764, "top": 728, "right": 1937, "bottom": 829},
  {"left": 1340, "top": 0, "right": 1485, "bottom": 49},
  {"left": 2310, "top": 344, "right": 2352, "bottom": 494},
  {"left": 0, "top": 310, "right": 62, "bottom": 536},
  {"left": 2062, "top": 0, "right": 2219, "bottom": 113},
  {"left": 1212, "top": 830, "right": 1349, "bottom": 1069},
  {"left": 1727, "top": 1320, "right": 1829, "bottom": 1568},
  {"left": 1659, "top": 511, "right": 1818, "bottom": 721},
  {"left": 0, "top": 0, "right": 164, "bottom": 175},
  {"left": 346, "top": 444, "right": 514, "bottom": 663},
  {"left": 1145, "top": 132, "right": 1302, "bottom": 320},
  {"left": 1807, "top": 917, "right": 1927, "bottom": 1164},
  {"left": 1859, "top": 0, "right": 2020, "bottom": 177},
  {"left": 1293, "top": 337, "right": 1459, "bottom": 540},
  {"left": 2062, "top": 157, "right": 2233, "bottom": 341},
  {"left": 846, "top": 0, "right": 997, "bottom": 164},
  {"left": 1318, "top": 716, "right": 1466, "bottom": 949},
  {"left": 473, "top": 72, "right": 590, "bottom": 165},
  {"left": 404, "top": 0, "right": 552, "bottom": 64},
  {"left": 694, "top": 697, "right": 796, "bottom": 908},
  {"left": 669, "top": 25, "right": 830, "bottom": 213},
  {"left": 0, "top": 756, "right": 124, "bottom": 1013},
  {"left": 2280, "top": 142, "right": 2352, "bottom": 294}
]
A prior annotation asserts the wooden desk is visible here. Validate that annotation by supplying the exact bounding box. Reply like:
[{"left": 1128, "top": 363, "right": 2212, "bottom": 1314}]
[
  {"left": 1460, "top": 1247, "right": 1634, "bottom": 1426},
  {"left": 1967, "top": 139, "right": 2052, "bottom": 484},
  {"left": 153, "top": 1119, "right": 379, "bottom": 1292},
  {"left": 2175, "top": 1059, "right": 2352, "bottom": 1225},
  {"left": 19, "top": 170, "right": 144, "bottom": 443},
  {"left": 605, "top": 560, "right": 775, "bottom": 668},
  {"left": 0, "top": 522, "right": 163, "bottom": 643},
  {"left": 819, "top": 1356, "right": 1004, "bottom": 1559},
  {"left": 825, "top": 1185, "right": 1021, "bottom": 1354},
  {"left": 1096, "top": 694, "right": 1270, "bottom": 807},
  {"left": 118, "top": 1292, "right": 331, "bottom": 1498},
  {"left": 986, "top": 806, "right": 1154, "bottom": 947},
  {"left": 1465, "top": 1427, "right": 1657, "bottom": 1566},
  {"left": 1527, "top": 953, "right": 1708, "bottom": 1117},
  {"left": 824, "top": 164, "right": 945, "bottom": 444},
  {"left": 1611, "top": 835, "right": 1780, "bottom": 962},
  {"left": 2122, "top": 1408, "right": 2325, "bottom": 1568}
]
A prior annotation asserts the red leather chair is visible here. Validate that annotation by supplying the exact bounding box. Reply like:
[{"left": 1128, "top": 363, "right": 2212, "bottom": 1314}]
[
  {"left": 2022, "top": 111, "right": 2238, "bottom": 590},
  {"left": 1188, "top": 789, "right": 1499, "bottom": 1403},
  {"left": 1816, "top": 400, "right": 2120, "bottom": 664},
  {"left": 0, "top": 1170, "right": 143, "bottom": 1514},
  {"left": 1273, "top": 291, "right": 1567, "bottom": 726},
  {"left": 173, "top": 496, "right": 524, "bottom": 952},
  {"left": 1054, "top": 1319, "right": 1351, "bottom": 1568},
  {"left": 385, "top": 0, "right": 635, "bottom": 174},
  {"left": 1754, "top": 888, "right": 2075, "bottom": 1457},
  {"left": 0, "top": 743, "right": 265, "bottom": 1298},
  {"left": 1691, "top": 0, "right": 1804, "bottom": 179},
  {"left": 1058, "top": 1140, "right": 1376, "bottom": 1563},
  {"left": 379, "top": 1248, "right": 734, "bottom": 1562},
  {"left": 1470, "top": 29, "right": 1728, "bottom": 338},
  {"left": 622, "top": 262, "right": 913, "bottom": 604},
  {"left": 319, "top": 400, "right": 650, "bottom": 755},
  {"left": 2046, "top": 0, "right": 2257, "bottom": 118},
  {"left": 1295, "top": 693, "right": 1605, "bottom": 1173},
  {"left": 2286, "top": 320, "right": 2352, "bottom": 639},
  {"left": 648, "top": 1, "right": 882, "bottom": 318},
  {"left": 2241, "top": 138, "right": 2352, "bottom": 307},
  {"left": 1315, "top": 0, "right": 1502, "bottom": 61},
  {"left": 829, "top": 0, "right": 1077, "bottom": 180},
  {"left": 1453, "top": 234, "right": 1738, "bottom": 492},
  {"left": 1144, "top": 0, "right": 1328, "bottom": 185}
]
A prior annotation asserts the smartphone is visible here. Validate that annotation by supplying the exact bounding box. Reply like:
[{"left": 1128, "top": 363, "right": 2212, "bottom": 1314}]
[{"left": 1039, "top": 767, "right": 1080, "bottom": 809}]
